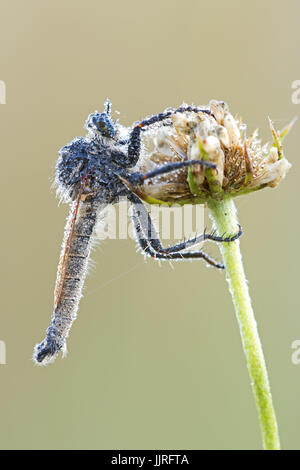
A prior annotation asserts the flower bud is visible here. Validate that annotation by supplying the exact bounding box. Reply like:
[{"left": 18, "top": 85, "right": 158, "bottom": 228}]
[{"left": 135, "top": 101, "right": 293, "bottom": 204}]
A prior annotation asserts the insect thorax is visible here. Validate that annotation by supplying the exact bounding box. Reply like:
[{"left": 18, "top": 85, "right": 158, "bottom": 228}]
[{"left": 56, "top": 136, "right": 128, "bottom": 203}]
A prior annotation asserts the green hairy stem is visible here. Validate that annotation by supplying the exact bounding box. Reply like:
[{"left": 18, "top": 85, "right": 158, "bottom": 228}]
[{"left": 208, "top": 196, "right": 280, "bottom": 450}]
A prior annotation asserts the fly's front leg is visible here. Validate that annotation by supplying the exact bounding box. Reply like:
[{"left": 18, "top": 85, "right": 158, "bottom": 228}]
[{"left": 127, "top": 105, "right": 213, "bottom": 166}]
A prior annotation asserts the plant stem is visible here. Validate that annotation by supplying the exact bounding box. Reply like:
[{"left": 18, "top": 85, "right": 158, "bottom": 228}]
[{"left": 208, "top": 196, "right": 280, "bottom": 450}]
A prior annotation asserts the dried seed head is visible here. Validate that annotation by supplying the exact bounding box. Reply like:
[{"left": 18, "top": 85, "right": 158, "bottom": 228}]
[{"left": 135, "top": 101, "right": 294, "bottom": 204}]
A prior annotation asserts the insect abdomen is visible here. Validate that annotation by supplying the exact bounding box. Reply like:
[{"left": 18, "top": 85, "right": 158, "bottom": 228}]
[{"left": 33, "top": 198, "right": 98, "bottom": 365}]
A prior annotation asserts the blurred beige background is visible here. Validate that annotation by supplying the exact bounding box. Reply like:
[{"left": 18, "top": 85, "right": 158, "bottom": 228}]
[{"left": 1, "top": 0, "right": 300, "bottom": 450}]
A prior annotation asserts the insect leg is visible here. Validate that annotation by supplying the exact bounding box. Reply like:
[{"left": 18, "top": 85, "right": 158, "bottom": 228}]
[
  {"left": 129, "top": 194, "right": 225, "bottom": 269},
  {"left": 128, "top": 159, "right": 216, "bottom": 186},
  {"left": 127, "top": 105, "right": 212, "bottom": 166}
]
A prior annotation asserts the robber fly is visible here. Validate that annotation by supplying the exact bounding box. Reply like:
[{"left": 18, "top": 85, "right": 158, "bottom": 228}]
[{"left": 33, "top": 100, "right": 241, "bottom": 365}]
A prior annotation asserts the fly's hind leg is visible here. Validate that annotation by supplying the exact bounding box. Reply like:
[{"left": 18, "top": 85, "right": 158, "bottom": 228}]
[{"left": 129, "top": 194, "right": 241, "bottom": 270}]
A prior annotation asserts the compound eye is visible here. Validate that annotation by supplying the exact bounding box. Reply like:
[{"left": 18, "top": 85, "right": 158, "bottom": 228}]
[{"left": 86, "top": 112, "right": 116, "bottom": 138}]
